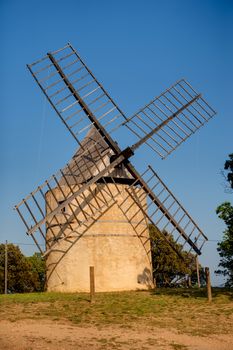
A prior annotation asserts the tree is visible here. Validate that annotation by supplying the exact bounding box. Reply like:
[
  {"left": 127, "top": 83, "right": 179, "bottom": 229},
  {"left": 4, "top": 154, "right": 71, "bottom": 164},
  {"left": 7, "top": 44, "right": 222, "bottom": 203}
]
[
  {"left": 216, "top": 202, "right": 233, "bottom": 286},
  {"left": 216, "top": 153, "right": 233, "bottom": 287},
  {"left": 0, "top": 244, "right": 45, "bottom": 293},
  {"left": 149, "top": 225, "right": 199, "bottom": 287},
  {"left": 27, "top": 253, "right": 46, "bottom": 292},
  {"left": 222, "top": 153, "right": 233, "bottom": 193}
]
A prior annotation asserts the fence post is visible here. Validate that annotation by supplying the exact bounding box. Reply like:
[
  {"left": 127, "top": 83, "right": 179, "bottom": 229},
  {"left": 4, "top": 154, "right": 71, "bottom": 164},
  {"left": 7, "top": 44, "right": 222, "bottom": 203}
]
[
  {"left": 90, "top": 266, "right": 95, "bottom": 302},
  {"left": 4, "top": 240, "right": 8, "bottom": 294},
  {"left": 205, "top": 267, "right": 212, "bottom": 302},
  {"left": 196, "top": 256, "right": 201, "bottom": 288}
]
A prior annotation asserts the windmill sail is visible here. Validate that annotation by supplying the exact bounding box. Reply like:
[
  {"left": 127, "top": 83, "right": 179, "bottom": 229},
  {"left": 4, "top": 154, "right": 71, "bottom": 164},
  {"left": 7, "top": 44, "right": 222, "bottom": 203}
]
[
  {"left": 124, "top": 166, "right": 208, "bottom": 255},
  {"left": 15, "top": 139, "right": 122, "bottom": 252},
  {"left": 124, "top": 79, "right": 216, "bottom": 159},
  {"left": 27, "top": 43, "right": 127, "bottom": 147}
]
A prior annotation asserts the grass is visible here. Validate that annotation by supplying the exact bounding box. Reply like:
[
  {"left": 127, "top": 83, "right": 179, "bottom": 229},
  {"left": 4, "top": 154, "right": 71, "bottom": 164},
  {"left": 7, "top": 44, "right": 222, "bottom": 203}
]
[{"left": 0, "top": 288, "right": 232, "bottom": 336}]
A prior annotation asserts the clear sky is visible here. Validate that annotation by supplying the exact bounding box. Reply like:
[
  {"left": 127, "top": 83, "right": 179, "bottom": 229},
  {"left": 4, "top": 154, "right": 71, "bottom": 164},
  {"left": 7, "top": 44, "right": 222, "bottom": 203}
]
[{"left": 1, "top": 0, "right": 233, "bottom": 285}]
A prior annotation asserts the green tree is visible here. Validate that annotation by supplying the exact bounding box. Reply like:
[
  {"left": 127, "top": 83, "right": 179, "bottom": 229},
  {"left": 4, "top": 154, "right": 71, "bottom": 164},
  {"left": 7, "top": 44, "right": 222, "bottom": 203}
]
[
  {"left": 216, "top": 202, "right": 233, "bottom": 286},
  {"left": 0, "top": 244, "right": 44, "bottom": 293},
  {"left": 216, "top": 153, "right": 233, "bottom": 287},
  {"left": 149, "top": 225, "right": 199, "bottom": 287},
  {"left": 223, "top": 153, "right": 233, "bottom": 192},
  {"left": 27, "top": 253, "right": 46, "bottom": 292}
]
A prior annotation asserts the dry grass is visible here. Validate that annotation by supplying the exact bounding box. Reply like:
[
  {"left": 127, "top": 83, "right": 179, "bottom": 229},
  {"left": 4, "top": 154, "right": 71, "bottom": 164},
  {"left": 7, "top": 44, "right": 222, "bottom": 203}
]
[{"left": 0, "top": 288, "right": 232, "bottom": 336}]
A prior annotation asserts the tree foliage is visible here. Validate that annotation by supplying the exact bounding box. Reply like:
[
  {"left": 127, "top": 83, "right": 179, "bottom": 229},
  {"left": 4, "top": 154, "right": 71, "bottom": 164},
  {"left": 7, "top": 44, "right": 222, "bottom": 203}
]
[
  {"left": 27, "top": 252, "right": 46, "bottom": 292},
  {"left": 149, "top": 225, "right": 202, "bottom": 287},
  {"left": 0, "top": 244, "right": 46, "bottom": 293},
  {"left": 216, "top": 153, "right": 233, "bottom": 287},
  {"left": 224, "top": 153, "right": 233, "bottom": 191},
  {"left": 216, "top": 202, "right": 233, "bottom": 286}
]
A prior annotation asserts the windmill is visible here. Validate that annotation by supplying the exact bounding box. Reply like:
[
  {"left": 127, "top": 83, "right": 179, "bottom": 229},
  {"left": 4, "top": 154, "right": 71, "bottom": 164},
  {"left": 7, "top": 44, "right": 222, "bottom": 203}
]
[{"left": 15, "top": 43, "right": 216, "bottom": 292}]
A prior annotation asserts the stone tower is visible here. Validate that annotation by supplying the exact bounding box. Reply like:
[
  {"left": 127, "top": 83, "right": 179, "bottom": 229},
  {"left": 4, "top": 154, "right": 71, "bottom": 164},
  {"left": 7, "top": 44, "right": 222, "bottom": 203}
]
[{"left": 46, "top": 129, "right": 153, "bottom": 292}]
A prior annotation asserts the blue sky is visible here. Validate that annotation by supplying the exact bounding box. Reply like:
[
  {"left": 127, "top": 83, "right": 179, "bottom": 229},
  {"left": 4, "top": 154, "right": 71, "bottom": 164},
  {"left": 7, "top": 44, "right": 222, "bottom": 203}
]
[{"left": 1, "top": 0, "right": 233, "bottom": 285}]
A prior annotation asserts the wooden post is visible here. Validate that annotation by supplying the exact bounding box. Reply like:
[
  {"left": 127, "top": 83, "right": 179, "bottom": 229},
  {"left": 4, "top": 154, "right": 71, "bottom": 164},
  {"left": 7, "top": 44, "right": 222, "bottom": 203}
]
[
  {"left": 196, "top": 256, "right": 201, "bottom": 288},
  {"left": 4, "top": 240, "right": 8, "bottom": 295},
  {"left": 188, "top": 275, "right": 191, "bottom": 288},
  {"left": 205, "top": 267, "right": 212, "bottom": 302},
  {"left": 89, "top": 266, "right": 95, "bottom": 302}
]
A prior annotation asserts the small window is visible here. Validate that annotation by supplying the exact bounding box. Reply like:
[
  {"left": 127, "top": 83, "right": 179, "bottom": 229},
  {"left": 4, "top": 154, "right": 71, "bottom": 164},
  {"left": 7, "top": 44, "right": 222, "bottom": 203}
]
[{"left": 58, "top": 200, "right": 66, "bottom": 213}]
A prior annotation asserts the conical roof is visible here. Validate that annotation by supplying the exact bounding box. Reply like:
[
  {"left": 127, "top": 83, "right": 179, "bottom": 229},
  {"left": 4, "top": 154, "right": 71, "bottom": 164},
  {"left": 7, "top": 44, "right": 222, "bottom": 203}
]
[{"left": 60, "top": 127, "right": 133, "bottom": 185}]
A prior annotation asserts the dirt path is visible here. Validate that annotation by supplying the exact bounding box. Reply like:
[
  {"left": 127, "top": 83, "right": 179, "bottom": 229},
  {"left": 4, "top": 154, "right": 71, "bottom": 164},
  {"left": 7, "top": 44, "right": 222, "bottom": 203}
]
[{"left": 0, "top": 319, "right": 233, "bottom": 350}]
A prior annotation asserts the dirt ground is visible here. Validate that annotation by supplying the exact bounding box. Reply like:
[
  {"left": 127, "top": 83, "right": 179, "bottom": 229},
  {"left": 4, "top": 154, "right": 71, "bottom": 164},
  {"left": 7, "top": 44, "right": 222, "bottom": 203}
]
[{"left": 1, "top": 319, "right": 233, "bottom": 350}]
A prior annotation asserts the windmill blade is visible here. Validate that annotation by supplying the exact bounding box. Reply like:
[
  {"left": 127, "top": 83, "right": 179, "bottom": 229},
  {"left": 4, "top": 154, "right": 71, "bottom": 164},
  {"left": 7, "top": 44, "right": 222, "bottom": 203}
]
[
  {"left": 125, "top": 165, "right": 208, "bottom": 255},
  {"left": 116, "top": 185, "right": 183, "bottom": 259},
  {"left": 124, "top": 79, "right": 216, "bottom": 159},
  {"left": 27, "top": 43, "right": 127, "bottom": 148},
  {"left": 14, "top": 142, "right": 124, "bottom": 253},
  {"left": 15, "top": 174, "right": 121, "bottom": 256}
]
